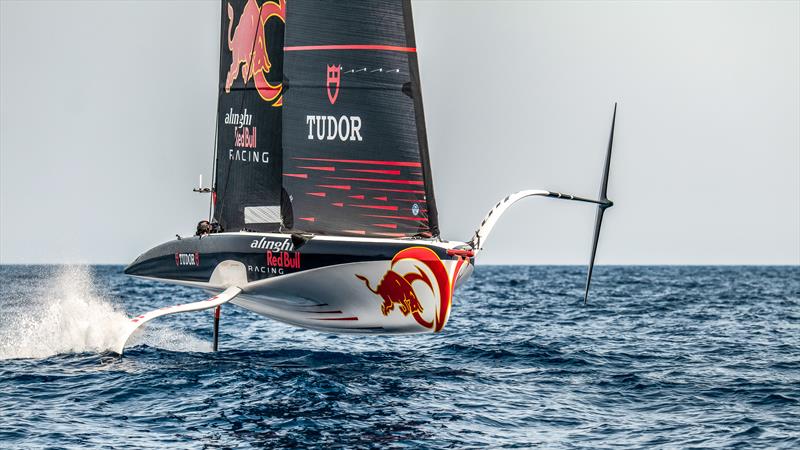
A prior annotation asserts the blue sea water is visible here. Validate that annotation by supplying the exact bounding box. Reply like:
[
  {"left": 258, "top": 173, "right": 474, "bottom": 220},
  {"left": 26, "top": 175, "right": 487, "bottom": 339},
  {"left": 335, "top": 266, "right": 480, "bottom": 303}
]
[{"left": 0, "top": 265, "right": 798, "bottom": 449}]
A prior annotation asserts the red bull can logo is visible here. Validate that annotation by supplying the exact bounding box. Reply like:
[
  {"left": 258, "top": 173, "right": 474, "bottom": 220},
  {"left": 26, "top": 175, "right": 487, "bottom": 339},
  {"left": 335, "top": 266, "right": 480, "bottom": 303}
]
[
  {"left": 356, "top": 247, "right": 470, "bottom": 332},
  {"left": 224, "top": 0, "right": 286, "bottom": 105}
]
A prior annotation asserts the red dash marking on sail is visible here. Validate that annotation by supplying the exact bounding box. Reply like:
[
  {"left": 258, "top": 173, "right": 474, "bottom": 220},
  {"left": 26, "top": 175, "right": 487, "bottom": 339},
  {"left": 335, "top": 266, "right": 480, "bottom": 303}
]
[
  {"left": 373, "top": 223, "right": 398, "bottom": 229},
  {"left": 365, "top": 214, "right": 428, "bottom": 222},
  {"left": 295, "top": 157, "right": 421, "bottom": 168},
  {"left": 298, "top": 166, "right": 335, "bottom": 171},
  {"left": 284, "top": 173, "right": 308, "bottom": 179},
  {"left": 328, "top": 177, "right": 423, "bottom": 185},
  {"left": 344, "top": 168, "right": 401, "bottom": 176},
  {"left": 348, "top": 195, "right": 365, "bottom": 200},
  {"left": 350, "top": 204, "right": 398, "bottom": 211},
  {"left": 300, "top": 217, "right": 316, "bottom": 222},
  {"left": 343, "top": 229, "right": 366, "bottom": 235},
  {"left": 317, "top": 184, "right": 351, "bottom": 190},
  {"left": 373, "top": 196, "right": 388, "bottom": 201},
  {"left": 411, "top": 172, "right": 423, "bottom": 176},
  {"left": 395, "top": 198, "right": 427, "bottom": 203},
  {"left": 364, "top": 187, "right": 425, "bottom": 194},
  {"left": 285, "top": 44, "right": 416, "bottom": 52},
  {"left": 312, "top": 316, "right": 360, "bottom": 321},
  {"left": 374, "top": 232, "right": 407, "bottom": 238},
  {"left": 332, "top": 202, "right": 344, "bottom": 207},
  {"left": 307, "top": 192, "right": 326, "bottom": 197}
]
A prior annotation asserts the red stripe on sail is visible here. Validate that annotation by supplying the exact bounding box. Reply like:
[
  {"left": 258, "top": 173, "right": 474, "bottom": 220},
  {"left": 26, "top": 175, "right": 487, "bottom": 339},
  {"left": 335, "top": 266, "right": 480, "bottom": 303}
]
[
  {"left": 285, "top": 44, "right": 416, "bottom": 52},
  {"left": 298, "top": 166, "right": 336, "bottom": 171},
  {"left": 284, "top": 173, "right": 308, "bottom": 179},
  {"left": 332, "top": 202, "right": 344, "bottom": 207},
  {"left": 295, "top": 157, "right": 421, "bottom": 168},
  {"left": 374, "top": 232, "right": 407, "bottom": 238},
  {"left": 373, "top": 196, "right": 388, "bottom": 201},
  {"left": 343, "top": 229, "right": 366, "bottom": 235},
  {"left": 364, "top": 187, "right": 425, "bottom": 194},
  {"left": 395, "top": 198, "right": 427, "bottom": 203},
  {"left": 373, "top": 223, "right": 398, "bottom": 229},
  {"left": 307, "top": 192, "right": 326, "bottom": 197},
  {"left": 317, "top": 184, "right": 351, "bottom": 190},
  {"left": 364, "top": 214, "right": 428, "bottom": 222},
  {"left": 328, "top": 177, "right": 423, "bottom": 185},
  {"left": 350, "top": 204, "right": 398, "bottom": 211},
  {"left": 344, "top": 168, "right": 401, "bottom": 176},
  {"left": 300, "top": 217, "right": 316, "bottom": 222},
  {"left": 348, "top": 195, "right": 365, "bottom": 200}
]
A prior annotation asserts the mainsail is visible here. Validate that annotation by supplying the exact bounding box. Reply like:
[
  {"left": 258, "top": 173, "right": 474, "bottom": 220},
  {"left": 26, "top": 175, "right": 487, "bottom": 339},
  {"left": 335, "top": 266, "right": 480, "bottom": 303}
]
[
  {"left": 213, "top": 0, "right": 286, "bottom": 232},
  {"left": 213, "top": 0, "right": 438, "bottom": 238},
  {"left": 281, "top": 0, "right": 438, "bottom": 238}
]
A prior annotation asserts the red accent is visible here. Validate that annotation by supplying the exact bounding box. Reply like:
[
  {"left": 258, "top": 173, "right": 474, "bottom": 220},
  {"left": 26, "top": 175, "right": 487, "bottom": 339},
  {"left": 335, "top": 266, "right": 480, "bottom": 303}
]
[
  {"left": 326, "top": 64, "right": 341, "bottom": 104},
  {"left": 284, "top": 173, "right": 308, "bottom": 179},
  {"left": 313, "top": 317, "right": 360, "bottom": 321},
  {"left": 298, "top": 166, "right": 335, "bottom": 171},
  {"left": 328, "top": 177, "right": 423, "bottom": 185},
  {"left": 212, "top": 191, "right": 217, "bottom": 205},
  {"left": 373, "top": 196, "right": 388, "bottom": 201},
  {"left": 344, "top": 168, "right": 401, "bottom": 176},
  {"left": 285, "top": 44, "right": 416, "bottom": 52},
  {"left": 295, "top": 157, "right": 421, "bottom": 168},
  {"left": 332, "top": 202, "right": 344, "bottom": 207},
  {"left": 447, "top": 249, "right": 475, "bottom": 258},
  {"left": 343, "top": 229, "right": 366, "bottom": 235},
  {"left": 350, "top": 204, "right": 398, "bottom": 211},
  {"left": 317, "top": 184, "right": 351, "bottom": 190},
  {"left": 348, "top": 195, "right": 365, "bottom": 200},
  {"left": 373, "top": 223, "right": 398, "bottom": 229},
  {"left": 364, "top": 187, "right": 425, "bottom": 194},
  {"left": 307, "top": 192, "right": 326, "bottom": 197},
  {"left": 300, "top": 217, "right": 316, "bottom": 222},
  {"left": 364, "top": 214, "right": 428, "bottom": 222},
  {"left": 214, "top": 306, "right": 221, "bottom": 319}
]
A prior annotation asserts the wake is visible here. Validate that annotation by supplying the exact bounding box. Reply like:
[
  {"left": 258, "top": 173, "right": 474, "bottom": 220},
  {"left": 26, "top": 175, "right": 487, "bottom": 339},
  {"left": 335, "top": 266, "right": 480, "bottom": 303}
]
[{"left": 0, "top": 265, "right": 209, "bottom": 359}]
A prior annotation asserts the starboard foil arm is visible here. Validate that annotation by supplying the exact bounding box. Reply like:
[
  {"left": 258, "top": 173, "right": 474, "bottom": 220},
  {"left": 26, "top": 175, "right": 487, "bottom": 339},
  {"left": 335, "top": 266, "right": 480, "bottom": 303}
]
[
  {"left": 111, "top": 286, "right": 242, "bottom": 355},
  {"left": 469, "top": 104, "right": 617, "bottom": 303}
]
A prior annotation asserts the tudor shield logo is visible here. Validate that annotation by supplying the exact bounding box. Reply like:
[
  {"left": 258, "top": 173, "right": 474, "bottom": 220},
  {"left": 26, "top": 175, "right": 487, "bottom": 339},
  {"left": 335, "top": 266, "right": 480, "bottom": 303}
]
[{"left": 327, "top": 65, "right": 341, "bottom": 105}]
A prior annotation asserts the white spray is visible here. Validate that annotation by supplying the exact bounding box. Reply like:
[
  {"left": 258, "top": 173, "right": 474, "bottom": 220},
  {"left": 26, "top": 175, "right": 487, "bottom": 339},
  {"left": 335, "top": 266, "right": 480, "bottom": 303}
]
[{"left": 0, "top": 265, "right": 209, "bottom": 359}]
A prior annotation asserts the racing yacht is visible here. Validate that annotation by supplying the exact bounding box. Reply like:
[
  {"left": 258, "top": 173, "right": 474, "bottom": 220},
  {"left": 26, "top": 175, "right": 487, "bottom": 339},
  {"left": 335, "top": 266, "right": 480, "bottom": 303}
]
[{"left": 118, "top": 0, "right": 617, "bottom": 355}]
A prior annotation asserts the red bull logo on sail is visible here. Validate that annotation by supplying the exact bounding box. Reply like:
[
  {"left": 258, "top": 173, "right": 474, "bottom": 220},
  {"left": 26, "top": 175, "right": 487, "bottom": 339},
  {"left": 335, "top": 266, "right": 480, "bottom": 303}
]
[{"left": 224, "top": 0, "right": 286, "bottom": 105}]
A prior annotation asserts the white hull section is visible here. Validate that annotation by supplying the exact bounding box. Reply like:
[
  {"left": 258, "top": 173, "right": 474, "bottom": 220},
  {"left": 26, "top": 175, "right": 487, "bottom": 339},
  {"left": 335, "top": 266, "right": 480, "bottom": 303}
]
[{"left": 231, "top": 257, "right": 473, "bottom": 334}]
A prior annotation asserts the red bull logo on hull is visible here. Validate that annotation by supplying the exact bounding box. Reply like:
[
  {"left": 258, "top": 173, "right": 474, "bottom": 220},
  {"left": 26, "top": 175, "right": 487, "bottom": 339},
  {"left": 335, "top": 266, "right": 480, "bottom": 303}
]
[
  {"left": 356, "top": 247, "right": 470, "bottom": 332},
  {"left": 225, "top": 0, "right": 286, "bottom": 105}
]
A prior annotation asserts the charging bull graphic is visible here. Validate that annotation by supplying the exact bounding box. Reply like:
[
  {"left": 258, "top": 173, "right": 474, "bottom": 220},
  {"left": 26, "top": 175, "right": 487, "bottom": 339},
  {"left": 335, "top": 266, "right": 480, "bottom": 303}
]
[
  {"left": 356, "top": 267, "right": 431, "bottom": 316},
  {"left": 356, "top": 247, "right": 470, "bottom": 332},
  {"left": 225, "top": 0, "right": 285, "bottom": 104}
]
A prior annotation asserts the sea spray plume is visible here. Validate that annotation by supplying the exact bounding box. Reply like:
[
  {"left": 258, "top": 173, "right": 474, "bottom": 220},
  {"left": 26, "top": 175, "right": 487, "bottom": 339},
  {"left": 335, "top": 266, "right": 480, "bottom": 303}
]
[
  {"left": 0, "top": 265, "right": 129, "bottom": 359},
  {"left": 0, "top": 265, "right": 210, "bottom": 359}
]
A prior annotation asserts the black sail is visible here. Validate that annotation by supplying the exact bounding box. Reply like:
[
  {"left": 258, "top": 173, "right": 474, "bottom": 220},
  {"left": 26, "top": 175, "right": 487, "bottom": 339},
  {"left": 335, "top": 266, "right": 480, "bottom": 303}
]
[
  {"left": 213, "top": 0, "right": 286, "bottom": 232},
  {"left": 281, "top": 0, "right": 439, "bottom": 238}
]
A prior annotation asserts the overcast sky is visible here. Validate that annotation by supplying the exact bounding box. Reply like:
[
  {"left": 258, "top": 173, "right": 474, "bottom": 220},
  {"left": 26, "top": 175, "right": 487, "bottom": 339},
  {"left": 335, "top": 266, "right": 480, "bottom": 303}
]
[{"left": 1, "top": 1, "right": 798, "bottom": 265}]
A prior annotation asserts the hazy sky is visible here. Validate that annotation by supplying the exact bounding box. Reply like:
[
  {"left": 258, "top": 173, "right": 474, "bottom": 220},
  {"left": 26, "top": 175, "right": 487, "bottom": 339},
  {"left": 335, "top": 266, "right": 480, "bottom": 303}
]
[{"left": 1, "top": 1, "right": 798, "bottom": 265}]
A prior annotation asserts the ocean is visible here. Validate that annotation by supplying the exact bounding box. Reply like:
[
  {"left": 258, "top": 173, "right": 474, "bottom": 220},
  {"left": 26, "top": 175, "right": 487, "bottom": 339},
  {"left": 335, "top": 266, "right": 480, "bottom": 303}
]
[{"left": 0, "top": 265, "right": 797, "bottom": 448}]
